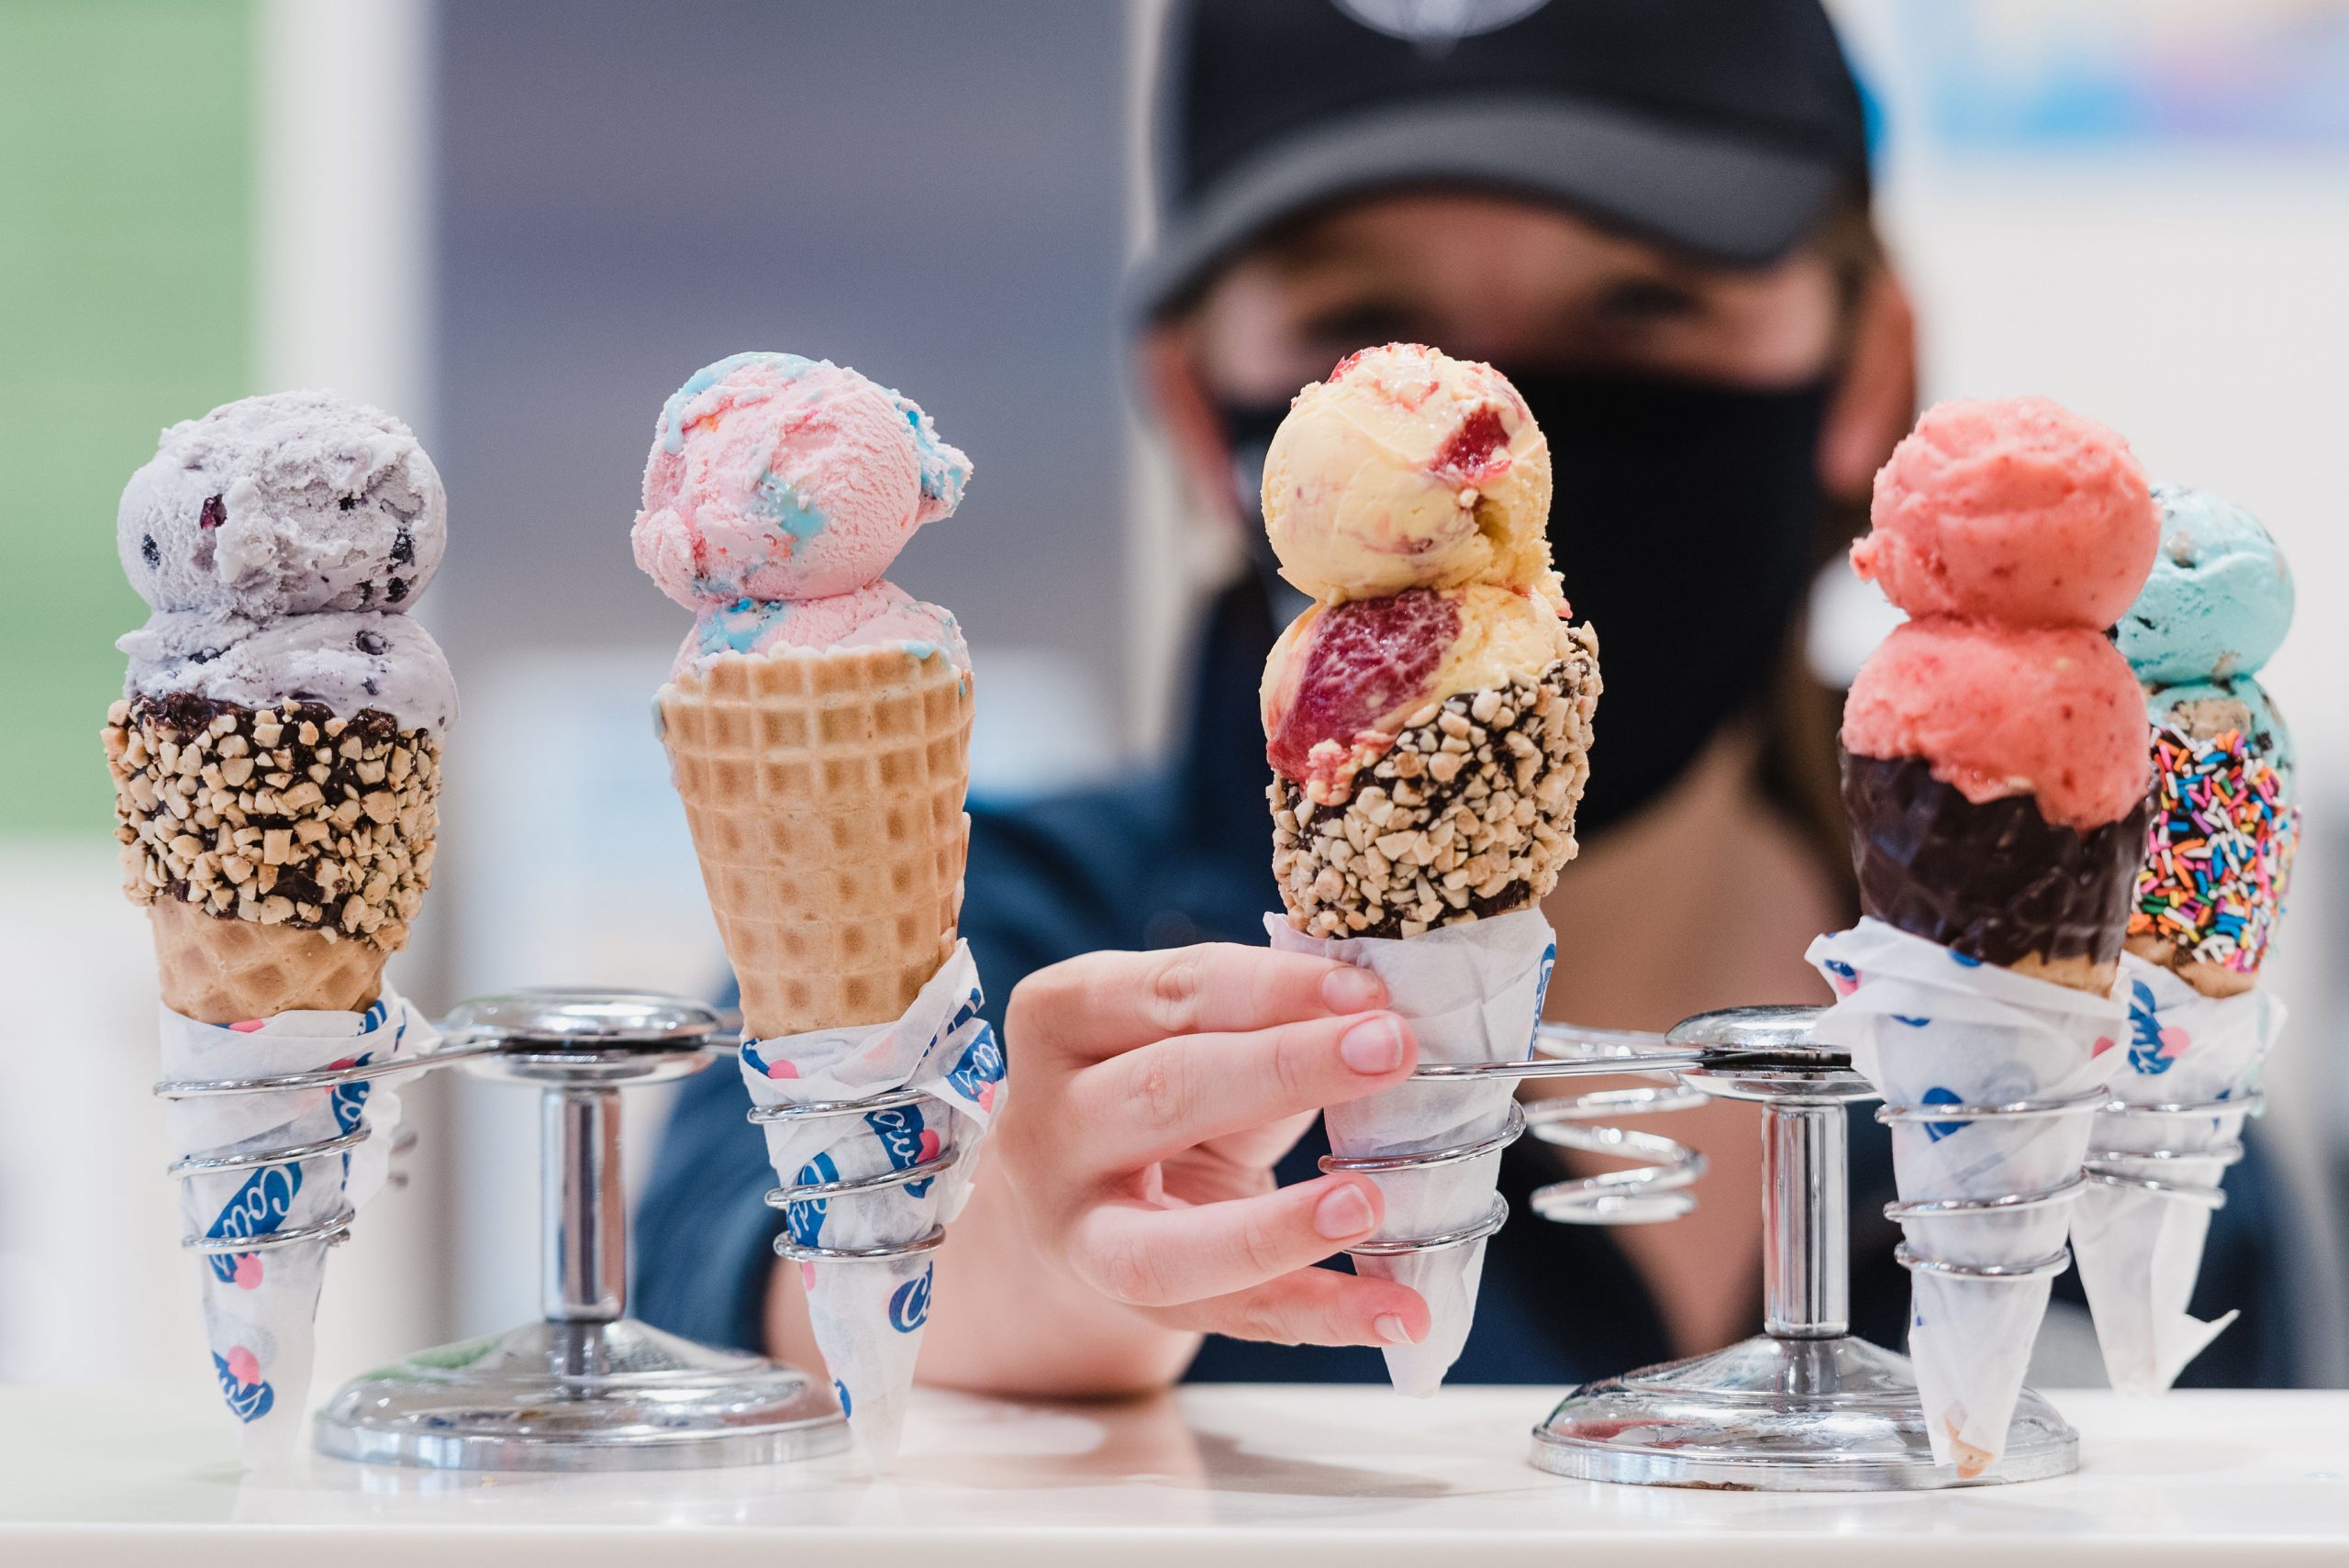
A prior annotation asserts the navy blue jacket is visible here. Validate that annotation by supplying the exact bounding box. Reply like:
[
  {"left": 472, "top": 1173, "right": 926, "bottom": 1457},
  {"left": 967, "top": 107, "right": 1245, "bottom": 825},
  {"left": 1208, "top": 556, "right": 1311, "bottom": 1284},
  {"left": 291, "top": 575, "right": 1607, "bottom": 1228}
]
[{"left": 634, "top": 572, "right": 2302, "bottom": 1387}]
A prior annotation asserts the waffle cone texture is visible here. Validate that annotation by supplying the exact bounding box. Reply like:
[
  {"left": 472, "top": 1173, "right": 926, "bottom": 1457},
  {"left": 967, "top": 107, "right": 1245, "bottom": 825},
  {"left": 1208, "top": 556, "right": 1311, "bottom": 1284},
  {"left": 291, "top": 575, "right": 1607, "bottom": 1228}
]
[
  {"left": 148, "top": 895, "right": 386, "bottom": 1022},
  {"left": 660, "top": 646, "right": 974, "bottom": 1039}
]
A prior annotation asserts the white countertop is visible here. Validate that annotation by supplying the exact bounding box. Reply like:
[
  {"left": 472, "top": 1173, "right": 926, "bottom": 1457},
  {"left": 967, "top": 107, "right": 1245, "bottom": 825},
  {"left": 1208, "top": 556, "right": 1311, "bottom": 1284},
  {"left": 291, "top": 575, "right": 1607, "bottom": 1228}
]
[{"left": 4, "top": 1383, "right": 2345, "bottom": 1564}]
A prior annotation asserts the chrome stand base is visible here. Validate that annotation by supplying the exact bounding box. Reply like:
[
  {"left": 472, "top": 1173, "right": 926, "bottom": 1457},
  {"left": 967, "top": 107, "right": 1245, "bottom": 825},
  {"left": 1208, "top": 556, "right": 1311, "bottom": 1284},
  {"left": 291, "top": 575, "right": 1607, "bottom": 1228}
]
[
  {"left": 313, "top": 1318, "right": 849, "bottom": 1471},
  {"left": 1531, "top": 1334, "right": 2077, "bottom": 1490}
]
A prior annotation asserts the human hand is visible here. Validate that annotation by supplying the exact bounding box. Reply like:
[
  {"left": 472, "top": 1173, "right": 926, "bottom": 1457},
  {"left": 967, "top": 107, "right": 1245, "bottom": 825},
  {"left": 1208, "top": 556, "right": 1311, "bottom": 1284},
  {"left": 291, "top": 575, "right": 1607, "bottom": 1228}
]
[{"left": 997, "top": 943, "right": 1431, "bottom": 1349}]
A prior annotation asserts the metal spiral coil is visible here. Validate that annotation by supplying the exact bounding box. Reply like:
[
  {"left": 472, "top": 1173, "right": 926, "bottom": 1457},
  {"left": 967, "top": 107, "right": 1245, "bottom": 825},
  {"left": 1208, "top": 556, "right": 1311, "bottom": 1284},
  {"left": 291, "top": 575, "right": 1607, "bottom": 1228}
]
[
  {"left": 154, "top": 1035, "right": 500, "bottom": 1253},
  {"left": 752, "top": 1087, "right": 961, "bottom": 1263},
  {"left": 1876, "top": 1087, "right": 2110, "bottom": 1282},
  {"left": 152, "top": 992, "right": 724, "bottom": 1254},
  {"left": 1316, "top": 1024, "right": 1712, "bottom": 1257},
  {"left": 2083, "top": 1090, "right": 2264, "bottom": 1210}
]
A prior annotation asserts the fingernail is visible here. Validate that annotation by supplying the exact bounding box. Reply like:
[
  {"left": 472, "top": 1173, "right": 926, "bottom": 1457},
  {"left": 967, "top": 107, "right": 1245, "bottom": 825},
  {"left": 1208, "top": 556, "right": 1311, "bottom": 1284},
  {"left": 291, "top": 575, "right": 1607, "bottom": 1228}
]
[
  {"left": 1375, "top": 1313, "right": 1417, "bottom": 1345},
  {"left": 1313, "top": 1183, "right": 1375, "bottom": 1239},
  {"left": 1339, "top": 1015, "right": 1404, "bottom": 1074},
  {"left": 1321, "top": 966, "right": 1386, "bottom": 1014}
]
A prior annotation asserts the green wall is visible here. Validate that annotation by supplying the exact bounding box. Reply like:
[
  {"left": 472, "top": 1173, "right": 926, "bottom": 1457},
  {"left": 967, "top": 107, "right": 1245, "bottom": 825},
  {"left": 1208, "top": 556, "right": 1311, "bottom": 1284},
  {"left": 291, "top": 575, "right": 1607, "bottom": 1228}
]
[{"left": 0, "top": 0, "right": 252, "bottom": 831}]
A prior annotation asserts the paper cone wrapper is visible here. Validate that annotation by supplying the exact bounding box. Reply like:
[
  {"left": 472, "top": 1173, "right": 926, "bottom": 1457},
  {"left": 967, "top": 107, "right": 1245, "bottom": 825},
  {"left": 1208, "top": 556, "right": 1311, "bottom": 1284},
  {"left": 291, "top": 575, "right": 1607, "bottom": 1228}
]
[
  {"left": 1809, "top": 918, "right": 2122, "bottom": 1475},
  {"left": 738, "top": 941, "right": 1003, "bottom": 1462},
  {"left": 161, "top": 992, "right": 424, "bottom": 1468},
  {"left": 1267, "top": 907, "right": 1553, "bottom": 1396},
  {"left": 659, "top": 646, "right": 974, "bottom": 1040},
  {"left": 2072, "top": 952, "right": 2283, "bottom": 1392}
]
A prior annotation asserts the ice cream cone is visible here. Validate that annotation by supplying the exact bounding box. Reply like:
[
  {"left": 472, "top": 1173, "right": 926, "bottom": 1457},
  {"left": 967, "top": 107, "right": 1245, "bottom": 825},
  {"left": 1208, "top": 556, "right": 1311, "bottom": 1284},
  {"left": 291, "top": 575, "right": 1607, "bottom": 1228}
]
[
  {"left": 659, "top": 644, "right": 974, "bottom": 1040},
  {"left": 106, "top": 695, "right": 437, "bottom": 1025},
  {"left": 1272, "top": 641, "right": 1597, "bottom": 941},
  {"left": 2124, "top": 695, "right": 2296, "bottom": 1001},
  {"left": 1840, "top": 749, "right": 2148, "bottom": 997}
]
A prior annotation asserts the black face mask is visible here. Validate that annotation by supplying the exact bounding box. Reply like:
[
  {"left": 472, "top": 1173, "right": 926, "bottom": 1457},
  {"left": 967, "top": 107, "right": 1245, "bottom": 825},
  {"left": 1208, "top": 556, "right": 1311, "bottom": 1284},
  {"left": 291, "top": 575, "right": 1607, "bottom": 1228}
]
[{"left": 1220, "top": 371, "right": 1828, "bottom": 836}]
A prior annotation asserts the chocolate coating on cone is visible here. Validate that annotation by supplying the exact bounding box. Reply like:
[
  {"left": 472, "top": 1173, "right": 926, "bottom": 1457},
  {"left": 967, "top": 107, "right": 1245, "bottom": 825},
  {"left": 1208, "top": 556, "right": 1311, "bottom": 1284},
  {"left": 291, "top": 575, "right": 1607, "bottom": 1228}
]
[{"left": 1841, "top": 748, "right": 2149, "bottom": 971}]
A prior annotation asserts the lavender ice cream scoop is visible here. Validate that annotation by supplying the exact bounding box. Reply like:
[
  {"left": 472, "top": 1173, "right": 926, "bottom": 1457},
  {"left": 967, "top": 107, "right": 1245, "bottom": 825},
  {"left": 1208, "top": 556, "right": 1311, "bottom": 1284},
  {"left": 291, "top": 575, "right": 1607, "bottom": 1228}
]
[
  {"left": 119, "top": 610, "right": 457, "bottom": 735},
  {"left": 118, "top": 390, "right": 446, "bottom": 617}
]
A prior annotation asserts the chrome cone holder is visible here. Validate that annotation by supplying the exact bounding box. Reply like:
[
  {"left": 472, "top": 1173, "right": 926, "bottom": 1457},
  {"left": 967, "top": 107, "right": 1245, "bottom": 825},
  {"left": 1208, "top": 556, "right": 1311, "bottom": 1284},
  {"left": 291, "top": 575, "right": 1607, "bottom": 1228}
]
[
  {"left": 305, "top": 990, "right": 849, "bottom": 1470},
  {"left": 1529, "top": 1006, "right": 2078, "bottom": 1489}
]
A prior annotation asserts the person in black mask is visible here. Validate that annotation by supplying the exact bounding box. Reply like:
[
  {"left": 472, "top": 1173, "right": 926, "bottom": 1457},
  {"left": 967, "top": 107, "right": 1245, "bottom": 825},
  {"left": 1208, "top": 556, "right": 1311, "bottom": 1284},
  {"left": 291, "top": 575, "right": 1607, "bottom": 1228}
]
[{"left": 637, "top": 0, "right": 2302, "bottom": 1396}]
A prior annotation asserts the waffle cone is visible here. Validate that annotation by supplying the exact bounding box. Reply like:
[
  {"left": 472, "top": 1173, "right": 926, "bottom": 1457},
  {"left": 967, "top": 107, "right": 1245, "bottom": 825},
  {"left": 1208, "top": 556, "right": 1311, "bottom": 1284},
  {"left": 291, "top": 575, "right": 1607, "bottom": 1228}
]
[
  {"left": 149, "top": 895, "right": 388, "bottom": 1023},
  {"left": 660, "top": 646, "right": 974, "bottom": 1039}
]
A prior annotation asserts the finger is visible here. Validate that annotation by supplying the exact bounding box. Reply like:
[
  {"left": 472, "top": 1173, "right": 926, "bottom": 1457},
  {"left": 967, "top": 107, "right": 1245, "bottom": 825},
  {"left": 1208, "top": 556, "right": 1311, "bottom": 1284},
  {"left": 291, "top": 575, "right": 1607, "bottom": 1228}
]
[
  {"left": 1068, "top": 1010, "right": 1416, "bottom": 1173},
  {"left": 1008, "top": 943, "right": 1389, "bottom": 1064},
  {"left": 1071, "top": 1173, "right": 1391, "bottom": 1307},
  {"left": 1148, "top": 1266, "right": 1431, "bottom": 1349}
]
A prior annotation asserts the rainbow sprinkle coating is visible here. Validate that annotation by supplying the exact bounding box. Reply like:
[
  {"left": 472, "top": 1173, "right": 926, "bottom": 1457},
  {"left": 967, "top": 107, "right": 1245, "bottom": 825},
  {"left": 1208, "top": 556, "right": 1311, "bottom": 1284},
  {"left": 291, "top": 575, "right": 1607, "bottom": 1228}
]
[{"left": 2130, "top": 723, "right": 2299, "bottom": 973}]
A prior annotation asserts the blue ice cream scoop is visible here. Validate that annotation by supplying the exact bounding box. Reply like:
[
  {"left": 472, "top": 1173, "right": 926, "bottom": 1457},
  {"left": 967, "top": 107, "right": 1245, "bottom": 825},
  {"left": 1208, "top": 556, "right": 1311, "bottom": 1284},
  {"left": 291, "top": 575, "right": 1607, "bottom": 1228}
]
[{"left": 2119, "top": 484, "right": 2293, "bottom": 686}]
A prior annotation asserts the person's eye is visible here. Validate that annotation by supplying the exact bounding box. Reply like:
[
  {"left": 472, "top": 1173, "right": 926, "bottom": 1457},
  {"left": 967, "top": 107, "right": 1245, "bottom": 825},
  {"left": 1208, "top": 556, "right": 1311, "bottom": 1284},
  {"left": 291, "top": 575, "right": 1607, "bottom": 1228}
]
[
  {"left": 1300, "top": 300, "right": 1422, "bottom": 348},
  {"left": 1594, "top": 278, "right": 1703, "bottom": 324}
]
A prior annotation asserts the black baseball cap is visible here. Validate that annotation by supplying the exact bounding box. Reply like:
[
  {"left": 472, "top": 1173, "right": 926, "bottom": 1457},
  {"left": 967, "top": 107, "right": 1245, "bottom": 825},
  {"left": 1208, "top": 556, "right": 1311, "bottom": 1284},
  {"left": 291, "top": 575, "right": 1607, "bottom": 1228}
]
[{"left": 1135, "top": 0, "right": 1873, "bottom": 317}]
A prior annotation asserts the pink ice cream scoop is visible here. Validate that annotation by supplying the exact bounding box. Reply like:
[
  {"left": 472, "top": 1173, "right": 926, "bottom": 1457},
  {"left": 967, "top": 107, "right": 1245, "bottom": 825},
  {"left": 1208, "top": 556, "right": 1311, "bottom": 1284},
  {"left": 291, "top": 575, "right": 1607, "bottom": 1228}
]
[
  {"left": 1855, "top": 395, "right": 2157, "bottom": 628},
  {"left": 633, "top": 352, "right": 971, "bottom": 606},
  {"left": 674, "top": 581, "right": 967, "bottom": 678},
  {"left": 1842, "top": 618, "right": 2149, "bottom": 830}
]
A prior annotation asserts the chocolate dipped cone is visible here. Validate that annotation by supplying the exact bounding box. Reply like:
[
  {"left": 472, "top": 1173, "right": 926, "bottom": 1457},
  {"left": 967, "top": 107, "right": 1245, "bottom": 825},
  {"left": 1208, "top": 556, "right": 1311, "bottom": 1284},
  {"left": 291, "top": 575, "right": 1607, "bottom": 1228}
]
[{"left": 1841, "top": 748, "right": 2149, "bottom": 996}]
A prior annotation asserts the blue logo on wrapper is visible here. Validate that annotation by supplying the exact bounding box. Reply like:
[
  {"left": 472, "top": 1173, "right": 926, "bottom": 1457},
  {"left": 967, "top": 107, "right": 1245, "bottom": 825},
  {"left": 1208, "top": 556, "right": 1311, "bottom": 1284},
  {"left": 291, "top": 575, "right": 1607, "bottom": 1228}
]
[
  {"left": 889, "top": 1265, "right": 933, "bottom": 1333},
  {"left": 787, "top": 1151, "right": 838, "bottom": 1247},
  {"left": 1526, "top": 942, "right": 1557, "bottom": 1051},
  {"left": 945, "top": 1019, "right": 1004, "bottom": 1110},
  {"left": 2128, "top": 978, "right": 2188, "bottom": 1075},
  {"left": 213, "top": 1350, "right": 275, "bottom": 1422},
  {"left": 205, "top": 1162, "right": 303, "bottom": 1284},
  {"left": 833, "top": 1378, "right": 852, "bottom": 1418},
  {"left": 328, "top": 1051, "right": 376, "bottom": 1136},
  {"left": 865, "top": 1106, "right": 941, "bottom": 1198},
  {"left": 1920, "top": 1086, "right": 1965, "bottom": 1143}
]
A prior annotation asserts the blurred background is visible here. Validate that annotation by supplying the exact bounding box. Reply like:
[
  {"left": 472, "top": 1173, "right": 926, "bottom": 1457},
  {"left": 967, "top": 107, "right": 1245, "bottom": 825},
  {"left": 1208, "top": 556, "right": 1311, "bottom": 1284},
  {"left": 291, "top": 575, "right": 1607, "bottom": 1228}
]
[{"left": 4, "top": 0, "right": 2346, "bottom": 1396}]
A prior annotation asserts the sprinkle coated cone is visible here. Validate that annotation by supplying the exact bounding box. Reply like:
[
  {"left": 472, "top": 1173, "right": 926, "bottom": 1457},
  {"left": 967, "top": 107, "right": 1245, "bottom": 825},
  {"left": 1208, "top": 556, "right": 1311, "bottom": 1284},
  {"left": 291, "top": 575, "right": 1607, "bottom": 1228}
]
[{"left": 659, "top": 645, "right": 974, "bottom": 1040}]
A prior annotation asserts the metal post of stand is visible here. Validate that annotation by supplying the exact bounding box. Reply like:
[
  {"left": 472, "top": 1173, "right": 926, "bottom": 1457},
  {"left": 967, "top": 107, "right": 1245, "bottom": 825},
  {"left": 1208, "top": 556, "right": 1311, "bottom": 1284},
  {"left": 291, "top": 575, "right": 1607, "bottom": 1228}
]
[
  {"left": 1528, "top": 1006, "right": 2079, "bottom": 1490},
  {"left": 304, "top": 991, "right": 849, "bottom": 1471},
  {"left": 1762, "top": 1093, "right": 1846, "bottom": 1339}
]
